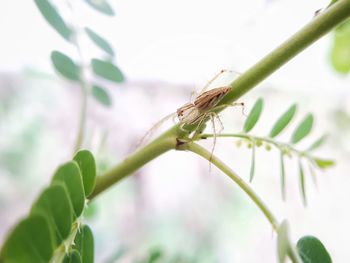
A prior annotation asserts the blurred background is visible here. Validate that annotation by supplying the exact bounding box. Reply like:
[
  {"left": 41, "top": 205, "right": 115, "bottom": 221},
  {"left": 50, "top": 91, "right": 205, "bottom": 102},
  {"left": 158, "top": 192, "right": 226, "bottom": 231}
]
[{"left": 1, "top": 0, "right": 350, "bottom": 262}]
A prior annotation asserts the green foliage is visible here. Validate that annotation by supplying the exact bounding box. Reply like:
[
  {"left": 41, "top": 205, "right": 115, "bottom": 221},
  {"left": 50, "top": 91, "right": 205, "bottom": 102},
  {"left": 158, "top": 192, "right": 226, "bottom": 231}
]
[
  {"left": 74, "top": 150, "right": 97, "bottom": 197},
  {"left": 297, "top": 236, "right": 332, "bottom": 263},
  {"left": 92, "top": 58, "right": 125, "bottom": 83},
  {"left": 243, "top": 98, "right": 263, "bottom": 132},
  {"left": 307, "top": 134, "right": 328, "bottom": 151},
  {"left": 249, "top": 142, "right": 256, "bottom": 182},
  {"left": 74, "top": 225, "right": 94, "bottom": 263},
  {"left": 30, "top": 184, "right": 73, "bottom": 243},
  {"left": 85, "top": 28, "right": 115, "bottom": 56},
  {"left": 277, "top": 220, "right": 303, "bottom": 263},
  {"left": 314, "top": 158, "right": 335, "bottom": 169},
  {"left": 330, "top": 19, "right": 350, "bottom": 74},
  {"left": 63, "top": 250, "right": 82, "bottom": 263},
  {"left": 0, "top": 215, "right": 55, "bottom": 263},
  {"left": 34, "top": 0, "right": 72, "bottom": 41},
  {"left": 51, "top": 51, "right": 80, "bottom": 81},
  {"left": 92, "top": 85, "right": 112, "bottom": 107},
  {"left": 0, "top": 151, "right": 97, "bottom": 263},
  {"left": 269, "top": 104, "right": 297, "bottom": 138},
  {"left": 277, "top": 220, "right": 292, "bottom": 263},
  {"left": 291, "top": 114, "right": 314, "bottom": 144},
  {"left": 52, "top": 162, "right": 86, "bottom": 217},
  {"left": 280, "top": 152, "right": 286, "bottom": 200},
  {"left": 84, "top": 0, "right": 115, "bottom": 16},
  {"left": 298, "top": 159, "right": 307, "bottom": 206},
  {"left": 146, "top": 248, "right": 163, "bottom": 263},
  {"left": 203, "top": 99, "right": 334, "bottom": 203}
]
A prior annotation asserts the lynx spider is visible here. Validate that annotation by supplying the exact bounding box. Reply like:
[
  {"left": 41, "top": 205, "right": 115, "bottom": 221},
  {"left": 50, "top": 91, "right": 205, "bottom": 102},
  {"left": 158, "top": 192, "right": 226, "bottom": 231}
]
[{"left": 140, "top": 70, "right": 244, "bottom": 153}]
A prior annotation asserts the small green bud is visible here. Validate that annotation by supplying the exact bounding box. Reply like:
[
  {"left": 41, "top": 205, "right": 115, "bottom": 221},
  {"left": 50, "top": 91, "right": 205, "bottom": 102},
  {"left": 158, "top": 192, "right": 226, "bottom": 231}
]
[
  {"left": 265, "top": 144, "right": 271, "bottom": 151},
  {"left": 256, "top": 139, "right": 263, "bottom": 147}
]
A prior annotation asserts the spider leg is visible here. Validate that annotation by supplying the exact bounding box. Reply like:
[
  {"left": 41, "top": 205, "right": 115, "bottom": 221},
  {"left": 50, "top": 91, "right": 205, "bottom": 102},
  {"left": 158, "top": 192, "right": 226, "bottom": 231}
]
[
  {"left": 200, "top": 69, "right": 228, "bottom": 93},
  {"left": 137, "top": 112, "right": 176, "bottom": 148},
  {"left": 212, "top": 102, "right": 245, "bottom": 115},
  {"left": 208, "top": 112, "right": 218, "bottom": 171}
]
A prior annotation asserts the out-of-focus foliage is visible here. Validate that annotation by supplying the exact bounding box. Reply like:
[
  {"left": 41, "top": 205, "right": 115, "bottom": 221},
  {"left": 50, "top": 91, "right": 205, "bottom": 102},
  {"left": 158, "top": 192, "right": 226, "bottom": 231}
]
[
  {"left": 330, "top": 19, "right": 350, "bottom": 74},
  {"left": 0, "top": 150, "right": 96, "bottom": 263},
  {"left": 228, "top": 99, "right": 333, "bottom": 203},
  {"left": 297, "top": 236, "right": 332, "bottom": 263}
]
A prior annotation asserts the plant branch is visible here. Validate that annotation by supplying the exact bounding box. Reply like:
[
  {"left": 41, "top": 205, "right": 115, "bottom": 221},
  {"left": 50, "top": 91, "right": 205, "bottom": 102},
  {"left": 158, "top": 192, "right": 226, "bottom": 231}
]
[
  {"left": 200, "top": 133, "right": 313, "bottom": 160},
  {"left": 92, "top": 1, "right": 350, "bottom": 197},
  {"left": 220, "top": 0, "right": 350, "bottom": 105},
  {"left": 67, "top": 1, "right": 90, "bottom": 153},
  {"left": 185, "top": 142, "right": 280, "bottom": 231},
  {"left": 90, "top": 131, "right": 178, "bottom": 198}
]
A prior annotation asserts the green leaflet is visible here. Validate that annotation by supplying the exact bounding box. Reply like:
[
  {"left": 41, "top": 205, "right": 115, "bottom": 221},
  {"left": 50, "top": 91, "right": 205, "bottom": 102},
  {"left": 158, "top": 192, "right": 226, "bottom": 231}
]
[
  {"left": 84, "top": 0, "right": 115, "bottom": 16},
  {"left": 74, "top": 225, "right": 94, "bottom": 263},
  {"left": 51, "top": 161, "right": 85, "bottom": 217},
  {"left": 277, "top": 220, "right": 302, "bottom": 263},
  {"left": 91, "top": 58, "right": 125, "bottom": 83},
  {"left": 297, "top": 236, "right": 332, "bottom": 263},
  {"left": 30, "top": 184, "right": 73, "bottom": 244},
  {"left": 92, "top": 85, "right": 112, "bottom": 107},
  {"left": 34, "top": 0, "right": 72, "bottom": 41},
  {"left": 307, "top": 134, "right": 328, "bottom": 151},
  {"left": 0, "top": 215, "right": 55, "bottom": 263},
  {"left": 280, "top": 152, "right": 286, "bottom": 201},
  {"left": 243, "top": 98, "right": 263, "bottom": 132},
  {"left": 51, "top": 51, "right": 80, "bottom": 81},
  {"left": 269, "top": 104, "right": 297, "bottom": 138},
  {"left": 291, "top": 114, "right": 314, "bottom": 144},
  {"left": 73, "top": 150, "right": 97, "bottom": 197},
  {"left": 63, "top": 250, "right": 82, "bottom": 263},
  {"left": 85, "top": 27, "right": 115, "bottom": 56},
  {"left": 298, "top": 159, "right": 307, "bottom": 206},
  {"left": 314, "top": 158, "right": 335, "bottom": 169},
  {"left": 330, "top": 19, "right": 350, "bottom": 74}
]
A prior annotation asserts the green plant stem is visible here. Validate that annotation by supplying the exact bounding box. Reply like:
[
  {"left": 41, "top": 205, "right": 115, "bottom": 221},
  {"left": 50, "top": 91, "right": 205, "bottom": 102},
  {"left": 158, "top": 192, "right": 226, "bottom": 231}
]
[
  {"left": 74, "top": 81, "right": 88, "bottom": 152},
  {"left": 93, "top": 1, "right": 350, "bottom": 197},
  {"left": 67, "top": 1, "right": 89, "bottom": 153},
  {"left": 186, "top": 142, "right": 280, "bottom": 231},
  {"left": 220, "top": 0, "right": 350, "bottom": 105},
  {"left": 200, "top": 133, "right": 311, "bottom": 159},
  {"left": 90, "top": 131, "right": 178, "bottom": 198}
]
